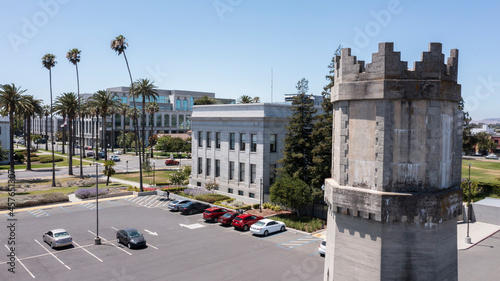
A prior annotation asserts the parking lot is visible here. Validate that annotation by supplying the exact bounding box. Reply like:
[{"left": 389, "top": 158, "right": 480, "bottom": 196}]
[{"left": 0, "top": 196, "right": 325, "bottom": 281}]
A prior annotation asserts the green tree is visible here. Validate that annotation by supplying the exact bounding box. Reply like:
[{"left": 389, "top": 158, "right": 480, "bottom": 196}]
[
  {"left": 21, "top": 95, "right": 42, "bottom": 170},
  {"left": 102, "top": 160, "right": 116, "bottom": 186},
  {"left": 309, "top": 46, "right": 341, "bottom": 190},
  {"left": 476, "top": 132, "right": 496, "bottom": 154},
  {"left": 237, "top": 95, "right": 260, "bottom": 104},
  {"left": 279, "top": 78, "right": 316, "bottom": 184},
  {"left": 41, "top": 104, "right": 50, "bottom": 150},
  {"left": 0, "top": 145, "right": 8, "bottom": 162},
  {"left": 0, "top": 83, "right": 27, "bottom": 176},
  {"left": 67, "top": 48, "right": 84, "bottom": 178},
  {"left": 55, "top": 92, "right": 78, "bottom": 175},
  {"left": 42, "top": 53, "right": 57, "bottom": 187},
  {"left": 89, "top": 90, "right": 119, "bottom": 162},
  {"left": 32, "top": 134, "right": 42, "bottom": 149},
  {"left": 117, "top": 102, "right": 130, "bottom": 153},
  {"left": 194, "top": 95, "right": 215, "bottom": 105},
  {"left": 270, "top": 175, "right": 312, "bottom": 217},
  {"left": 458, "top": 98, "right": 477, "bottom": 155},
  {"left": 146, "top": 101, "right": 160, "bottom": 157}
]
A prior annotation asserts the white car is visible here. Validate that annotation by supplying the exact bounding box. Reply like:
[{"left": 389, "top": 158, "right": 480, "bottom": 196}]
[
  {"left": 43, "top": 229, "right": 73, "bottom": 248},
  {"left": 250, "top": 219, "right": 286, "bottom": 236},
  {"left": 485, "top": 154, "right": 498, "bottom": 160},
  {"left": 114, "top": 150, "right": 122, "bottom": 155},
  {"left": 110, "top": 155, "right": 120, "bottom": 162},
  {"left": 318, "top": 239, "right": 326, "bottom": 256}
]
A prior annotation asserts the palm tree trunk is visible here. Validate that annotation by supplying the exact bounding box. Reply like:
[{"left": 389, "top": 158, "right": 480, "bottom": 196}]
[
  {"left": 68, "top": 117, "right": 73, "bottom": 175},
  {"left": 111, "top": 114, "right": 115, "bottom": 152},
  {"left": 45, "top": 115, "right": 48, "bottom": 151},
  {"left": 91, "top": 116, "right": 95, "bottom": 150},
  {"left": 62, "top": 115, "right": 66, "bottom": 155},
  {"left": 142, "top": 98, "right": 146, "bottom": 161},
  {"left": 49, "top": 69, "right": 56, "bottom": 187},
  {"left": 8, "top": 109, "right": 15, "bottom": 178},
  {"left": 150, "top": 114, "right": 154, "bottom": 158},
  {"left": 122, "top": 114, "right": 126, "bottom": 154},
  {"left": 26, "top": 117, "right": 32, "bottom": 171},
  {"left": 102, "top": 113, "right": 107, "bottom": 161}
]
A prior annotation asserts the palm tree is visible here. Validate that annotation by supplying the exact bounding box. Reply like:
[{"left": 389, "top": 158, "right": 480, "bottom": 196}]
[
  {"left": 42, "top": 53, "right": 57, "bottom": 187},
  {"left": 42, "top": 105, "right": 50, "bottom": 150},
  {"left": 0, "top": 84, "right": 27, "bottom": 177},
  {"left": 90, "top": 90, "right": 119, "bottom": 162},
  {"left": 146, "top": 101, "right": 159, "bottom": 158},
  {"left": 55, "top": 93, "right": 78, "bottom": 175},
  {"left": 130, "top": 78, "right": 158, "bottom": 161},
  {"left": 117, "top": 102, "right": 129, "bottom": 153},
  {"left": 22, "top": 96, "right": 42, "bottom": 170},
  {"left": 67, "top": 48, "right": 84, "bottom": 179},
  {"left": 127, "top": 107, "right": 140, "bottom": 155},
  {"left": 194, "top": 95, "right": 215, "bottom": 105},
  {"left": 111, "top": 34, "right": 143, "bottom": 191}
]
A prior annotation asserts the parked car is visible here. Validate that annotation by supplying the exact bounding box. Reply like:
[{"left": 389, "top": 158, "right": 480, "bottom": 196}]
[
  {"left": 485, "top": 154, "right": 498, "bottom": 160},
  {"left": 168, "top": 199, "right": 191, "bottom": 211},
  {"left": 179, "top": 202, "right": 211, "bottom": 215},
  {"left": 110, "top": 155, "right": 120, "bottom": 162},
  {"left": 232, "top": 214, "right": 264, "bottom": 231},
  {"left": 98, "top": 151, "right": 106, "bottom": 159},
  {"left": 35, "top": 139, "right": 47, "bottom": 144},
  {"left": 250, "top": 219, "right": 286, "bottom": 236},
  {"left": 86, "top": 151, "right": 94, "bottom": 157},
  {"left": 165, "top": 159, "right": 179, "bottom": 166},
  {"left": 218, "top": 211, "right": 239, "bottom": 225},
  {"left": 85, "top": 146, "right": 92, "bottom": 150},
  {"left": 203, "top": 207, "right": 228, "bottom": 222},
  {"left": 43, "top": 229, "right": 73, "bottom": 248},
  {"left": 114, "top": 150, "right": 122, "bottom": 155},
  {"left": 116, "top": 228, "right": 146, "bottom": 249},
  {"left": 318, "top": 239, "right": 326, "bottom": 256}
]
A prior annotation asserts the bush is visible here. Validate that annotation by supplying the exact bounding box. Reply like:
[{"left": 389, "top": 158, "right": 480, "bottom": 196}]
[
  {"left": 14, "top": 152, "right": 25, "bottom": 162},
  {"left": 161, "top": 186, "right": 187, "bottom": 193},
  {"left": 205, "top": 180, "right": 219, "bottom": 191},
  {"left": 75, "top": 188, "right": 110, "bottom": 199},
  {"left": 239, "top": 205, "right": 252, "bottom": 211},
  {"left": 39, "top": 155, "right": 63, "bottom": 163},
  {"left": 267, "top": 214, "right": 324, "bottom": 233},
  {"left": 0, "top": 193, "right": 69, "bottom": 209},
  {"left": 253, "top": 203, "right": 261, "bottom": 209},
  {"left": 461, "top": 180, "right": 482, "bottom": 201},
  {"left": 31, "top": 157, "right": 40, "bottom": 162},
  {"left": 127, "top": 186, "right": 140, "bottom": 192},
  {"left": 183, "top": 187, "right": 211, "bottom": 197},
  {"left": 195, "top": 194, "right": 231, "bottom": 204}
]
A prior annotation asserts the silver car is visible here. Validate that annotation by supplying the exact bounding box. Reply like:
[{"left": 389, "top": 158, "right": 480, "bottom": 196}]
[
  {"left": 43, "top": 229, "right": 73, "bottom": 248},
  {"left": 168, "top": 199, "right": 191, "bottom": 211}
]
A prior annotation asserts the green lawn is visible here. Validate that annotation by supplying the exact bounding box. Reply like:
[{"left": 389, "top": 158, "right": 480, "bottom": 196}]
[
  {"left": 112, "top": 170, "right": 175, "bottom": 185},
  {"left": 0, "top": 182, "right": 127, "bottom": 198},
  {"left": 0, "top": 156, "right": 84, "bottom": 170},
  {"left": 461, "top": 158, "right": 500, "bottom": 184}
]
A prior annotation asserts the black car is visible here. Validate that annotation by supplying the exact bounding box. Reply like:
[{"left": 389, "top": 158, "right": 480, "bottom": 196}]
[
  {"left": 179, "top": 202, "right": 211, "bottom": 215},
  {"left": 116, "top": 228, "right": 146, "bottom": 249}
]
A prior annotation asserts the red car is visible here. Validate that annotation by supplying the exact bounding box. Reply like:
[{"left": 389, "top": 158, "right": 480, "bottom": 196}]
[
  {"left": 203, "top": 207, "right": 229, "bottom": 222},
  {"left": 165, "top": 159, "right": 179, "bottom": 166},
  {"left": 232, "top": 214, "right": 264, "bottom": 231},
  {"left": 218, "top": 211, "right": 239, "bottom": 225}
]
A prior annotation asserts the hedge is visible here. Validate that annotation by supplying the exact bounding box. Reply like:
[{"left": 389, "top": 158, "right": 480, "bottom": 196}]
[
  {"left": 195, "top": 194, "right": 231, "bottom": 204},
  {"left": 161, "top": 186, "right": 187, "bottom": 193},
  {"left": 39, "top": 155, "right": 64, "bottom": 163},
  {"left": 0, "top": 193, "right": 69, "bottom": 209},
  {"left": 75, "top": 188, "right": 110, "bottom": 199}
]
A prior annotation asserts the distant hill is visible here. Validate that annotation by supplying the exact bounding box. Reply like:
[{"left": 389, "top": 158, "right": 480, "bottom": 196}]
[{"left": 471, "top": 118, "right": 500, "bottom": 125}]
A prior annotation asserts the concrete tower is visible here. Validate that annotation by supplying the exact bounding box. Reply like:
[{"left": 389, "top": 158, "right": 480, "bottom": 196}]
[{"left": 323, "top": 42, "right": 462, "bottom": 281}]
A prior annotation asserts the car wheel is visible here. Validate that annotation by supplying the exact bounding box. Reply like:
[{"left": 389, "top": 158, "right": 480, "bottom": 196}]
[
  {"left": 264, "top": 230, "right": 269, "bottom": 236},
  {"left": 127, "top": 243, "right": 132, "bottom": 249},
  {"left": 189, "top": 210, "right": 194, "bottom": 215},
  {"left": 51, "top": 242, "right": 55, "bottom": 249},
  {"left": 212, "top": 217, "right": 218, "bottom": 223},
  {"left": 243, "top": 225, "right": 249, "bottom": 231},
  {"left": 117, "top": 237, "right": 120, "bottom": 244},
  {"left": 281, "top": 226, "right": 286, "bottom": 232}
]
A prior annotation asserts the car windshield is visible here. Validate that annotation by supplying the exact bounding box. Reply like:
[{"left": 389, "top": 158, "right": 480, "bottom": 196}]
[
  {"left": 204, "top": 210, "right": 211, "bottom": 214},
  {"left": 254, "top": 221, "right": 265, "bottom": 227},
  {"left": 234, "top": 217, "right": 242, "bottom": 221},
  {"left": 184, "top": 202, "right": 192, "bottom": 207},
  {"left": 222, "top": 213, "right": 233, "bottom": 218},
  {"left": 54, "top": 232, "right": 69, "bottom": 238},
  {"left": 171, "top": 200, "right": 179, "bottom": 204},
  {"left": 128, "top": 231, "right": 142, "bottom": 238}
]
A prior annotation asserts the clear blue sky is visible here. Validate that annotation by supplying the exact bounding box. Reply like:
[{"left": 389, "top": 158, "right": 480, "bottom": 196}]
[{"left": 0, "top": 0, "right": 498, "bottom": 120}]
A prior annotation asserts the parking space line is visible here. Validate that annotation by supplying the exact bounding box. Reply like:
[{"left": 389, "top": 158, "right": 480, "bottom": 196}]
[
  {"left": 73, "top": 241, "right": 103, "bottom": 262},
  {"left": 0, "top": 244, "right": 95, "bottom": 265},
  {"left": 4, "top": 245, "right": 36, "bottom": 278},
  {"left": 309, "top": 251, "right": 320, "bottom": 256},
  {"left": 258, "top": 232, "right": 285, "bottom": 239},
  {"left": 34, "top": 239, "right": 71, "bottom": 270},
  {"left": 111, "top": 226, "right": 119, "bottom": 231},
  {"left": 106, "top": 200, "right": 122, "bottom": 206},
  {"left": 58, "top": 206, "right": 72, "bottom": 213},
  {"left": 147, "top": 243, "right": 158, "bottom": 250},
  {"left": 87, "top": 230, "right": 132, "bottom": 256},
  {"left": 276, "top": 235, "right": 320, "bottom": 250},
  {"left": 3, "top": 213, "right": 11, "bottom": 218}
]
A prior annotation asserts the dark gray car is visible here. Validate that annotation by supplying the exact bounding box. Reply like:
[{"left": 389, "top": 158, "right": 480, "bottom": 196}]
[{"left": 116, "top": 228, "right": 146, "bottom": 249}]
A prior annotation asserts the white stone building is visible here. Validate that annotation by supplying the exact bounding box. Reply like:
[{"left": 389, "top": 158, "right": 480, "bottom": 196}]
[
  {"left": 0, "top": 116, "right": 10, "bottom": 164},
  {"left": 189, "top": 103, "right": 291, "bottom": 204}
]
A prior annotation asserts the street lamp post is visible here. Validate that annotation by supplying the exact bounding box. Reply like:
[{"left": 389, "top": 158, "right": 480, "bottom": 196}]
[
  {"left": 260, "top": 178, "right": 263, "bottom": 213},
  {"left": 126, "top": 160, "right": 129, "bottom": 174},
  {"left": 153, "top": 161, "right": 156, "bottom": 187},
  {"left": 465, "top": 163, "right": 472, "bottom": 244},
  {"left": 94, "top": 162, "right": 101, "bottom": 245}
]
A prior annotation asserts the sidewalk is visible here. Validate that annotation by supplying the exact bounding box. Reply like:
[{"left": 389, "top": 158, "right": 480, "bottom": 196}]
[{"left": 311, "top": 222, "right": 500, "bottom": 250}]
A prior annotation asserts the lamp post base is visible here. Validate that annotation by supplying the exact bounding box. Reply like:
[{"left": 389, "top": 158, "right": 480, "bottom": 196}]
[
  {"left": 94, "top": 237, "right": 101, "bottom": 245},
  {"left": 464, "top": 236, "right": 472, "bottom": 244}
]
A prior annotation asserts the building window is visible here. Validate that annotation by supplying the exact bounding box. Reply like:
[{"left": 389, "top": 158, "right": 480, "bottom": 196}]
[
  {"left": 156, "top": 113, "right": 162, "bottom": 127},
  {"left": 215, "top": 160, "right": 220, "bottom": 177},
  {"left": 183, "top": 100, "right": 188, "bottom": 111},
  {"left": 249, "top": 192, "right": 255, "bottom": 198},
  {"left": 238, "top": 190, "right": 244, "bottom": 196},
  {"left": 186, "top": 115, "right": 191, "bottom": 130},
  {"left": 176, "top": 99, "right": 181, "bottom": 110},
  {"left": 228, "top": 188, "right": 233, "bottom": 194},
  {"left": 164, "top": 114, "right": 169, "bottom": 127},
  {"left": 251, "top": 134, "right": 257, "bottom": 152},
  {"left": 240, "top": 133, "right": 246, "bottom": 151},
  {"left": 179, "top": 115, "right": 184, "bottom": 129},
  {"left": 230, "top": 133, "right": 235, "bottom": 150},
  {"left": 270, "top": 164, "right": 277, "bottom": 184},
  {"left": 207, "top": 132, "right": 212, "bottom": 148},
  {"left": 172, "top": 115, "right": 177, "bottom": 127},
  {"left": 250, "top": 164, "right": 256, "bottom": 184},
  {"left": 229, "top": 161, "right": 234, "bottom": 180},
  {"left": 206, "top": 158, "right": 211, "bottom": 176},
  {"left": 198, "top": 157, "right": 203, "bottom": 174},
  {"left": 198, "top": 131, "right": 203, "bottom": 147},
  {"left": 239, "top": 163, "right": 245, "bottom": 182},
  {"left": 270, "top": 134, "right": 277, "bottom": 153},
  {"left": 216, "top": 132, "right": 221, "bottom": 148}
]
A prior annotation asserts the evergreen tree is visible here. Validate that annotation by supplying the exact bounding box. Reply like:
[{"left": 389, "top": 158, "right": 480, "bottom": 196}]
[
  {"left": 458, "top": 98, "right": 477, "bottom": 155},
  {"left": 279, "top": 78, "right": 316, "bottom": 184},
  {"left": 309, "top": 45, "right": 341, "bottom": 190}
]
